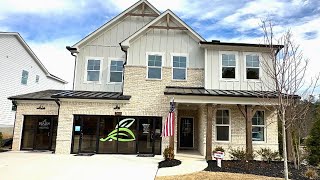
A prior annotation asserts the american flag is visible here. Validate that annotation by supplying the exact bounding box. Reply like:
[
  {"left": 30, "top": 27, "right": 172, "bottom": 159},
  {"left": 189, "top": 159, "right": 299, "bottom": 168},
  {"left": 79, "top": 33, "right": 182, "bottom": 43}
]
[{"left": 162, "top": 98, "right": 175, "bottom": 137}]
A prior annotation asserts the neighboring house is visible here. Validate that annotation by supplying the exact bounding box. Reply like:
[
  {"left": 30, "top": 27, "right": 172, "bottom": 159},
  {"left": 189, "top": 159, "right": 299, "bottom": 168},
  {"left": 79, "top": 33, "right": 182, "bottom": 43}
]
[
  {"left": 0, "top": 32, "right": 67, "bottom": 137},
  {"left": 9, "top": 0, "right": 282, "bottom": 159}
]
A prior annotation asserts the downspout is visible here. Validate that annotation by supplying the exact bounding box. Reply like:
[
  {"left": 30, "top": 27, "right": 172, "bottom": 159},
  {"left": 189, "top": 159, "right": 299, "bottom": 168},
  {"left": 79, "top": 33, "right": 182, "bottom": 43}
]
[
  {"left": 119, "top": 43, "right": 128, "bottom": 95},
  {"left": 53, "top": 98, "right": 60, "bottom": 154},
  {"left": 10, "top": 100, "right": 17, "bottom": 150},
  {"left": 66, "top": 46, "right": 79, "bottom": 90}
]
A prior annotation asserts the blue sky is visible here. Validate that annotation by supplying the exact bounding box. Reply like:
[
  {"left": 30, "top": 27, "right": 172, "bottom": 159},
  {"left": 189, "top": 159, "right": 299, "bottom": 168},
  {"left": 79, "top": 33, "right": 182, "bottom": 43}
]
[{"left": 1, "top": 0, "right": 319, "bottom": 88}]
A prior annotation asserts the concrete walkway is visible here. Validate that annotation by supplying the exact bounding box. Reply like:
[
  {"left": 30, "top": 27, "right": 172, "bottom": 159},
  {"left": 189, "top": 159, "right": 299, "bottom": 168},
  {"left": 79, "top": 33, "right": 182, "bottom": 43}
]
[
  {"left": 0, "top": 151, "right": 161, "bottom": 180},
  {"left": 156, "top": 151, "right": 208, "bottom": 177}
]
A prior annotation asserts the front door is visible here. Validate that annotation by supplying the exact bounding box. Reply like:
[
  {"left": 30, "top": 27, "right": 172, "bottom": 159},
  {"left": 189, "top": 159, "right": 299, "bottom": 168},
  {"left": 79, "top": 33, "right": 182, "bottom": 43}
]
[
  {"left": 34, "top": 117, "right": 52, "bottom": 150},
  {"left": 179, "top": 117, "right": 194, "bottom": 148},
  {"left": 21, "top": 116, "right": 58, "bottom": 151},
  {"left": 137, "top": 118, "right": 154, "bottom": 154},
  {"left": 75, "top": 116, "right": 99, "bottom": 154}
]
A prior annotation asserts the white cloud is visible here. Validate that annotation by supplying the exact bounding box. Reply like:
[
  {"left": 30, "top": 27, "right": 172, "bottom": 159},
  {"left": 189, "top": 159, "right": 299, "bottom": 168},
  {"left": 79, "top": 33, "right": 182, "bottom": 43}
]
[{"left": 28, "top": 38, "right": 75, "bottom": 89}]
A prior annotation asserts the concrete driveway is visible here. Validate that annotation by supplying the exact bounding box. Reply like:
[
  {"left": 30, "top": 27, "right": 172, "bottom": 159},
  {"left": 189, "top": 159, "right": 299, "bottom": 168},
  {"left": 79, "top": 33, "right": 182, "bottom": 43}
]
[{"left": 0, "top": 151, "right": 162, "bottom": 180}]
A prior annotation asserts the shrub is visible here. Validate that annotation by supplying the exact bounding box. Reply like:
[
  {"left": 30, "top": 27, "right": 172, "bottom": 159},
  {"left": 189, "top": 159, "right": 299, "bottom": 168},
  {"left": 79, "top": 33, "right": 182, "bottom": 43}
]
[
  {"left": 163, "top": 146, "right": 174, "bottom": 161},
  {"left": 306, "top": 117, "right": 320, "bottom": 166},
  {"left": 213, "top": 146, "right": 225, "bottom": 153},
  {"left": 305, "top": 168, "right": 318, "bottom": 179},
  {"left": 256, "top": 148, "right": 281, "bottom": 162},
  {"left": 229, "top": 148, "right": 255, "bottom": 160}
]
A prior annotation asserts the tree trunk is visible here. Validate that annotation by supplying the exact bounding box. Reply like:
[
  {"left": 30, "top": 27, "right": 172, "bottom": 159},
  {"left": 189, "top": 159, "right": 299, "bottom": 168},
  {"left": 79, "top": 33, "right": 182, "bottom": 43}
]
[{"left": 282, "top": 111, "right": 289, "bottom": 180}]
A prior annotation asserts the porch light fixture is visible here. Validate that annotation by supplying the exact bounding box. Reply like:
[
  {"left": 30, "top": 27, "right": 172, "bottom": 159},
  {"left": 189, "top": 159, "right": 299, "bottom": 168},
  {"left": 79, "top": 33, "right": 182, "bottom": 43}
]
[{"left": 114, "top": 105, "right": 120, "bottom": 110}]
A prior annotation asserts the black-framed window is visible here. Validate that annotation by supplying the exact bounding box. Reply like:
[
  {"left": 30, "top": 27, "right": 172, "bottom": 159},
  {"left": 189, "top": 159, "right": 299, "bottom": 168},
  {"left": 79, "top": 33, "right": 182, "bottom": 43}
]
[
  {"left": 252, "top": 111, "right": 265, "bottom": 141},
  {"left": 246, "top": 54, "right": 260, "bottom": 80},
  {"left": 216, "top": 110, "right": 230, "bottom": 141},
  {"left": 221, "top": 54, "right": 236, "bottom": 79}
]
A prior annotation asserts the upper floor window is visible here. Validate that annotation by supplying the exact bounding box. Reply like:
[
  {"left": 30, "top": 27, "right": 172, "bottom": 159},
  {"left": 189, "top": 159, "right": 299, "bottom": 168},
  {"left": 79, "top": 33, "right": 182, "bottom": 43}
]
[
  {"left": 147, "top": 54, "right": 162, "bottom": 79},
  {"left": 109, "top": 60, "right": 123, "bottom": 83},
  {"left": 21, "top": 70, "right": 29, "bottom": 85},
  {"left": 252, "top": 111, "right": 265, "bottom": 141},
  {"left": 86, "top": 59, "right": 101, "bottom": 82},
  {"left": 221, "top": 53, "right": 236, "bottom": 79},
  {"left": 35, "top": 75, "right": 40, "bottom": 83},
  {"left": 172, "top": 55, "right": 187, "bottom": 80},
  {"left": 246, "top": 54, "right": 260, "bottom": 80},
  {"left": 216, "top": 110, "right": 230, "bottom": 141}
]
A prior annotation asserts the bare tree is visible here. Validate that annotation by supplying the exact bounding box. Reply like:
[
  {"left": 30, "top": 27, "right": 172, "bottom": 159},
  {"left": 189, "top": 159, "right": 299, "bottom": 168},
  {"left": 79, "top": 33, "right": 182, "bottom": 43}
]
[{"left": 260, "top": 20, "right": 319, "bottom": 179}]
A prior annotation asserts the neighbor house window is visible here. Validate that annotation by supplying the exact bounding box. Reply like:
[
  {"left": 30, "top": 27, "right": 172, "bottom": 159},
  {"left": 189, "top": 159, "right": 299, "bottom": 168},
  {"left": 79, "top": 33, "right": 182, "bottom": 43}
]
[
  {"left": 252, "top": 111, "right": 265, "bottom": 141},
  {"left": 35, "top": 75, "right": 40, "bottom": 83},
  {"left": 216, "top": 110, "right": 230, "bottom": 141},
  {"left": 109, "top": 60, "right": 123, "bottom": 83},
  {"left": 86, "top": 59, "right": 101, "bottom": 81},
  {"left": 172, "top": 56, "right": 187, "bottom": 80},
  {"left": 21, "top": 70, "right": 29, "bottom": 85},
  {"left": 246, "top": 54, "right": 260, "bottom": 80},
  {"left": 147, "top": 54, "right": 162, "bottom": 79},
  {"left": 221, "top": 54, "right": 236, "bottom": 79}
]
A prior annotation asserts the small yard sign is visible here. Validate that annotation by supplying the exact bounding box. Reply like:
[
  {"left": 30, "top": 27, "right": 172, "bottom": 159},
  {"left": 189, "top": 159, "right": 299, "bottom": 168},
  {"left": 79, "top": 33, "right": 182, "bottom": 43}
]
[{"left": 213, "top": 151, "right": 224, "bottom": 168}]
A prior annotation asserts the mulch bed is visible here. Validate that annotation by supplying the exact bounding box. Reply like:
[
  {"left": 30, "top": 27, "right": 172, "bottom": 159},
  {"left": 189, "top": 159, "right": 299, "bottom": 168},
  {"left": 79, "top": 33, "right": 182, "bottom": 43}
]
[
  {"left": 205, "top": 160, "right": 316, "bottom": 180},
  {"left": 158, "top": 159, "right": 181, "bottom": 168}
]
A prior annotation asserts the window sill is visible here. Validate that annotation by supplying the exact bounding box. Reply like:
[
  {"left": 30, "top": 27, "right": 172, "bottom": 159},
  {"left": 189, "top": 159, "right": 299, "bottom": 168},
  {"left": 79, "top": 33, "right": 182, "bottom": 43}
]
[
  {"left": 146, "top": 78, "right": 162, "bottom": 81},
  {"left": 214, "top": 141, "right": 231, "bottom": 143},
  {"left": 244, "top": 79, "right": 262, "bottom": 82},
  {"left": 107, "top": 82, "right": 123, "bottom": 84},
  {"left": 83, "top": 81, "right": 102, "bottom": 85},
  {"left": 171, "top": 79, "right": 187, "bottom": 82},
  {"left": 253, "top": 141, "right": 266, "bottom": 144},
  {"left": 219, "top": 79, "right": 239, "bottom": 82}
]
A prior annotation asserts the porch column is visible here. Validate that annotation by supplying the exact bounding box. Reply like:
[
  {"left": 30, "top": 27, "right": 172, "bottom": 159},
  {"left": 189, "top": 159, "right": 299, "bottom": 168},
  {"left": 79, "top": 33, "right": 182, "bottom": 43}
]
[
  {"left": 245, "top": 105, "right": 253, "bottom": 160},
  {"left": 206, "top": 104, "right": 213, "bottom": 160}
]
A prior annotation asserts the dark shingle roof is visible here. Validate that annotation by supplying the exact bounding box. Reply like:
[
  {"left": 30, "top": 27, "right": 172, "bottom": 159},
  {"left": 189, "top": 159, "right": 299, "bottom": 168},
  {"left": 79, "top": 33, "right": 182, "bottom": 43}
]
[
  {"left": 164, "top": 86, "right": 291, "bottom": 98},
  {"left": 51, "top": 90, "right": 131, "bottom": 100},
  {"left": 8, "top": 90, "right": 62, "bottom": 101},
  {"left": 8, "top": 90, "right": 131, "bottom": 100}
]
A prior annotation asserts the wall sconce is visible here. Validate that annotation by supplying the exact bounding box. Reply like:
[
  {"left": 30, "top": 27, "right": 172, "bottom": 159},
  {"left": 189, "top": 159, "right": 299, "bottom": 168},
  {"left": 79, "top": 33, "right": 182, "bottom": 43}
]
[
  {"left": 37, "top": 105, "right": 46, "bottom": 110},
  {"left": 114, "top": 105, "right": 120, "bottom": 110}
]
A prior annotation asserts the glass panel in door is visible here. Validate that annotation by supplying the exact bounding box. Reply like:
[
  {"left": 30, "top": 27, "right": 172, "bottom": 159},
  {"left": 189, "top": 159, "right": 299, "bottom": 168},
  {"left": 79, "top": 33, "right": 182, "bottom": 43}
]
[
  {"left": 34, "top": 117, "right": 51, "bottom": 150},
  {"left": 21, "top": 116, "right": 37, "bottom": 150},
  {"left": 117, "top": 117, "right": 137, "bottom": 153},
  {"left": 98, "top": 117, "right": 118, "bottom": 153},
  {"left": 154, "top": 118, "right": 162, "bottom": 155},
  {"left": 80, "top": 116, "right": 98, "bottom": 153},
  {"left": 180, "top": 118, "right": 194, "bottom": 148},
  {"left": 72, "top": 116, "right": 81, "bottom": 153},
  {"left": 137, "top": 118, "right": 154, "bottom": 154}
]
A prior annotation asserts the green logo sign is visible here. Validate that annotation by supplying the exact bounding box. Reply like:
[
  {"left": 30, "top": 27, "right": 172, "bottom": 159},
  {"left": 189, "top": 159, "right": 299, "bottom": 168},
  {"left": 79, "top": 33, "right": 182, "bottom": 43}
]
[{"left": 100, "top": 118, "right": 136, "bottom": 142}]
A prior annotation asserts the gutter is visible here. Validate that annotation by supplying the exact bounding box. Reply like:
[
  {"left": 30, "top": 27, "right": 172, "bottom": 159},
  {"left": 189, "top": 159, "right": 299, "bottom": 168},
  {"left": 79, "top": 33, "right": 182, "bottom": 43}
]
[
  {"left": 53, "top": 98, "right": 61, "bottom": 154},
  {"left": 66, "top": 46, "right": 79, "bottom": 90},
  {"left": 119, "top": 42, "right": 128, "bottom": 96}
]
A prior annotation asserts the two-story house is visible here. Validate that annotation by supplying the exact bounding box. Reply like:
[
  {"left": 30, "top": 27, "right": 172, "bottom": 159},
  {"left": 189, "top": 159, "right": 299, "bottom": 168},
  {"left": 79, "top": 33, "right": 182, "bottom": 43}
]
[
  {"left": 9, "top": 0, "right": 281, "bottom": 160},
  {"left": 0, "top": 32, "right": 67, "bottom": 138}
]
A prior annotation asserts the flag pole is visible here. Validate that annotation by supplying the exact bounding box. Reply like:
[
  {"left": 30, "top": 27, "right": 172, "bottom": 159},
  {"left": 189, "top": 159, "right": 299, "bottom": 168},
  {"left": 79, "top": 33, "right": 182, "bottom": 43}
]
[{"left": 169, "top": 97, "right": 175, "bottom": 150}]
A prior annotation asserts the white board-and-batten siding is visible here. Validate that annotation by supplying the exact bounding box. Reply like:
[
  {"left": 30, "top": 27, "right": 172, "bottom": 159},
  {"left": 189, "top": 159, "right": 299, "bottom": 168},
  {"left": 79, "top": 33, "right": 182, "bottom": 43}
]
[
  {"left": 0, "top": 35, "right": 65, "bottom": 126},
  {"left": 205, "top": 48, "right": 275, "bottom": 91},
  {"left": 75, "top": 15, "right": 156, "bottom": 92},
  {"left": 127, "top": 29, "right": 205, "bottom": 68}
]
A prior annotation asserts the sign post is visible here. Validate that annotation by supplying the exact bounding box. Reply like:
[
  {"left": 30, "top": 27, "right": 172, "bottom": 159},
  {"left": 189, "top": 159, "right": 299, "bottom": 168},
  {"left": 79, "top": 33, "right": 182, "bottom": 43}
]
[{"left": 213, "top": 151, "right": 224, "bottom": 168}]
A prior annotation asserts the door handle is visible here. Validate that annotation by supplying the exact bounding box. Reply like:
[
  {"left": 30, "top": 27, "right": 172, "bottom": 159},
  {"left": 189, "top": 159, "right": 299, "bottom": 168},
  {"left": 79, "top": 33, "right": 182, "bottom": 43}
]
[
  {"left": 80, "top": 133, "right": 83, "bottom": 139},
  {"left": 47, "top": 132, "right": 50, "bottom": 136},
  {"left": 151, "top": 132, "right": 154, "bottom": 140}
]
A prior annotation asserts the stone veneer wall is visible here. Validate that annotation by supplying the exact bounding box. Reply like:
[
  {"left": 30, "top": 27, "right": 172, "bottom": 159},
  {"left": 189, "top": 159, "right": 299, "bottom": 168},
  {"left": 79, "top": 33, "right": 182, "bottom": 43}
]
[
  {"left": 197, "top": 104, "right": 207, "bottom": 156},
  {"left": 211, "top": 105, "right": 278, "bottom": 160},
  {"left": 53, "top": 66, "right": 204, "bottom": 154},
  {"left": 12, "top": 102, "right": 59, "bottom": 151}
]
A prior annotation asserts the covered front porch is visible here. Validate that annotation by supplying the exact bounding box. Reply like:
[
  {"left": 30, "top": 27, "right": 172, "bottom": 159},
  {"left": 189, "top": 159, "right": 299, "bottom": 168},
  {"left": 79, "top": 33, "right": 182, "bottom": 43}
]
[{"left": 166, "top": 86, "right": 279, "bottom": 160}]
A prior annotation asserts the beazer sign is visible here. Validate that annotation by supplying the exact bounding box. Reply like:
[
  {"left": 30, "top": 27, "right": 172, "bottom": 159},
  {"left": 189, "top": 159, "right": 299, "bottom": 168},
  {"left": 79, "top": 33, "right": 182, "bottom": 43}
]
[{"left": 213, "top": 151, "right": 225, "bottom": 168}]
